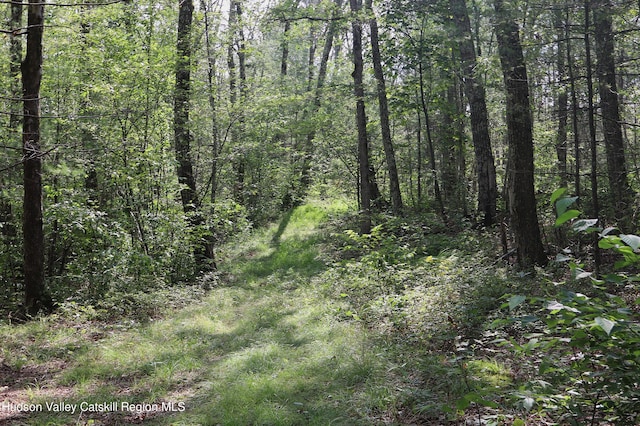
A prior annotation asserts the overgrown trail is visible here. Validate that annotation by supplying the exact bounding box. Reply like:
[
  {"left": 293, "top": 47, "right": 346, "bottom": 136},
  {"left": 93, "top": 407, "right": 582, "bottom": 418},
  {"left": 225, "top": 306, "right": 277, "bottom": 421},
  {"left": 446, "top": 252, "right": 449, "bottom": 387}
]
[{"left": 1, "top": 200, "right": 395, "bottom": 425}]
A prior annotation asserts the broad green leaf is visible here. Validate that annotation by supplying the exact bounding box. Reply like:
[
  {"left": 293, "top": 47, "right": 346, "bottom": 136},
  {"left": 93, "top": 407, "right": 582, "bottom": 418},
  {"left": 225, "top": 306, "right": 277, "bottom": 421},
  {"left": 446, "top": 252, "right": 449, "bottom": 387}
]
[
  {"left": 555, "top": 196, "right": 578, "bottom": 216},
  {"left": 550, "top": 187, "right": 568, "bottom": 205},
  {"left": 620, "top": 234, "right": 640, "bottom": 251},
  {"left": 508, "top": 295, "right": 526, "bottom": 311},
  {"left": 555, "top": 209, "right": 581, "bottom": 226},
  {"left": 594, "top": 317, "right": 616, "bottom": 335},
  {"left": 513, "top": 419, "right": 526, "bottom": 426}
]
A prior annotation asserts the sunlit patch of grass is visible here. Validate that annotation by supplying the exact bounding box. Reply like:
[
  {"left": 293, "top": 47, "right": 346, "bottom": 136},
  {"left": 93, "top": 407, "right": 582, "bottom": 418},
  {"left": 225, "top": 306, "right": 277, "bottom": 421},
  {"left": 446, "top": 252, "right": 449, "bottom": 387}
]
[{"left": 466, "top": 359, "right": 512, "bottom": 389}]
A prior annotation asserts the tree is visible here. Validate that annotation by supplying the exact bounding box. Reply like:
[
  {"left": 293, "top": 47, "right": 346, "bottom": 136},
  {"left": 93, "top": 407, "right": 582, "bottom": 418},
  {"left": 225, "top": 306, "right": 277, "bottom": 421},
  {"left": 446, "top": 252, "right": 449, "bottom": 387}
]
[
  {"left": 449, "top": 0, "right": 497, "bottom": 226},
  {"left": 365, "top": 0, "right": 402, "bottom": 215},
  {"left": 22, "top": 0, "right": 48, "bottom": 315},
  {"left": 175, "top": 0, "right": 214, "bottom": 268},
  {"left": 493, "top": 0, "right": 547, "bottom": 268},
  {"left": 592, "top": 0, "right": 635, "bottom": 223},
  {"left": 350, "top": 0, "right": 372, "bottom": 234},
  {"left": 175, "top": 0, "right": 197, "bottom": 212}
]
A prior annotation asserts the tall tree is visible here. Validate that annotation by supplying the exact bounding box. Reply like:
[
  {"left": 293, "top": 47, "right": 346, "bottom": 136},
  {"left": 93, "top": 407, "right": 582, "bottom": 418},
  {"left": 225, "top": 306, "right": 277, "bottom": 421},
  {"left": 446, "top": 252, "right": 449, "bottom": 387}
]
[
  {"left": 299, "top": 0, "right": 344, "bottom": 195},
  {"left": 449, "top": 0, "right": 497, "bottom": 226},
  {"left": 175, "top": 0, "right": 197, "bottom": 212},
  {"left": 22, "top": 0, "right": 48, "bottom": 315},
  {"left": 175, "top": 0, "right": 214, "bottom": 268},
  {"left": 493, "top": 0, "right": 547, "bottom": 268},
  {"left": 592, "top": 0, "right": 635, "bottom": 222},
  {"left": 365, "top": 0, "right": 402, "bottom": 215},
  {"left": 350, "top": 0, "right": 372, "bottom": 234}
]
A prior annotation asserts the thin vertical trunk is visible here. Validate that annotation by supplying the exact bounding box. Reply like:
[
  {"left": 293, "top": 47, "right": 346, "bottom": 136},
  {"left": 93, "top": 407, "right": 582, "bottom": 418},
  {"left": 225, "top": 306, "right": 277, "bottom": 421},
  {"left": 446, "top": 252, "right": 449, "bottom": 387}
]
[
  {"left": 449, "top": 0, "right": 497, "bottom": 226},
  {"left": 235, "top": 0, "right": 247, "bottom": 203},
  {"left": 565, "top": 4, "right": 581, "bottom": 197},
  {"left": 203, "top": 0, "right": 221, "bottom": 205},
  {"left": 281, "top": 20, "right": 291, "bottom": 77},
  {"left": 22, "top": 0, "right": 48, "bottom": 315},
  {"left": 366, "top": 0, "right": 402, "bottom": 215},
  {"left": 418, "top": 61, "right": 446, "bottom": 222},
  {"left": 493, "top": 0, "right": 547, "bottom": 268},
  {"left": 592, "top": 0, "right": 634, "bottom": 223},
  {"left": 350, "top": 0, "right": 372, "bottom": 234},
  {"left": 10, "top": 0, "right": 22, "bottom": 130},
  {"left": 175, "top": 0, "right": 197, "bottom": 211},
  {"left": 299, "top": 0, "right": 343, "bottom": 194},
  {"left": 584, "top": 0, "right": 601, "bottom": 275},
  {"left": 554, "top": 8, "right": 568, "bottom": 188}
]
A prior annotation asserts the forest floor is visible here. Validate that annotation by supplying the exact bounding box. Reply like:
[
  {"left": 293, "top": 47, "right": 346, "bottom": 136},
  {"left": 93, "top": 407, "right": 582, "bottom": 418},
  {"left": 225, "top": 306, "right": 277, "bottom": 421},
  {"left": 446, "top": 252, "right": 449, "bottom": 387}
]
[{"left": 1, "top": 198, "right": 553, "bottom": 425}]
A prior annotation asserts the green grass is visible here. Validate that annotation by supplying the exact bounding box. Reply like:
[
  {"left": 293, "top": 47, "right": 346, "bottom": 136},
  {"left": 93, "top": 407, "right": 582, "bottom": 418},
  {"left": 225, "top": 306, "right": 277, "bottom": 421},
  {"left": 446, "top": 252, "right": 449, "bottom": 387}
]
[{"left": 0, "top": 197, "right": 392, "bottom": 425}]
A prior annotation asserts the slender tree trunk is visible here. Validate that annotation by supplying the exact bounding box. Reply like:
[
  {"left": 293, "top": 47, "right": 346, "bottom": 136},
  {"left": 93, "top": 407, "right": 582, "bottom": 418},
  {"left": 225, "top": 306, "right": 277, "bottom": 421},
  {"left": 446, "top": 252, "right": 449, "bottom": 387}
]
[
  {"left": 565, "top": 4, "right": 581, "bottom": 197},
  {"left": 298, "top": 0, "right": 343, "bottom": 195},
  {"left": 175, "top": 0, "right": 197, "bottom": 211},
  {"left": 350, "top": 0, "right": 372, "bottom": 234},
  {"left": 22, "top": 0, "right": 48, "bottom": 315},
  {"left": 592, "top": 0, "right": 634, "bottom": 223},
  {"left": 281, "top": 20, "right": 291, "bottom": 77},
  {"left": 450, "top": 0, "right": 497, "bottom": 226},
  {"left": 366, "top": 0, "right": 402, "bottom": 215},
  {"left": 554, "top": 8, "right": 568, "bottom": 188},
  {"left": 418, "top": 61, "right": 446, "bottom": 222},
  {"left": 203, "top": 0, "right": 221, "bottom": 205},
  {"left": 175, "top": 0, "right": 214, "bottom": 268},
  {"left": 493, "top": 0, "right": 547, "bottom": 268},
  {"left": 584, "top": 0, "right": 601, "bottom": 274},
  {"left": 235, "top": 0, "right": 247, "bottom": 204}
]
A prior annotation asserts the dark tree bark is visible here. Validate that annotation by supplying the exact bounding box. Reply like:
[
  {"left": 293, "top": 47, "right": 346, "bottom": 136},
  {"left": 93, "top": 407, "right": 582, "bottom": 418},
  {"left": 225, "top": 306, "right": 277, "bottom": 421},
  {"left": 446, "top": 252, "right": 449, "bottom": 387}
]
[
  {"left": 175, "top": 0, "right": 197, "bottom": 211},
  {"left": 592, "top": 0, "right": 635, "bottom": 222},
  {"left": 366, "top": 0, "right": 403, "bottom": 215},
  {"left": 450, "top": 0, "right": 497, "bottom": 226},
  {"left": 22, "top": 0, "right": 48, "bottom": 315},
  {"left": 350, "top": 0, "right": 372, "bottom": 234},
  {"left": 493, "top": 0, "right": 547, "bottom": 268},
  {"left": 175, "top": 0, "right": 214, "bottom": 268}
]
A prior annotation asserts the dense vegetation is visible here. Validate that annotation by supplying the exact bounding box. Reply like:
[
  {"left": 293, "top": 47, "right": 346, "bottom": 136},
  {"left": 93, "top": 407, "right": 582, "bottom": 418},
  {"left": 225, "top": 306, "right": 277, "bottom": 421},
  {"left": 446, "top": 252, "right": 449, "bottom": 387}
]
[{"left": 1, "top": 0, "right": 640, "bottom": 424}]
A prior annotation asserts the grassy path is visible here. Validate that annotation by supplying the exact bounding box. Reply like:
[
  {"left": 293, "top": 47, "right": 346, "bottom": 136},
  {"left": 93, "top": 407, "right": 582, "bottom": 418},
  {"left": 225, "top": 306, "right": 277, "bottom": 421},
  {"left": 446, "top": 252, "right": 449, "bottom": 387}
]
[{"left": 1, "top": 200, "right": 395, "bottom": 425}]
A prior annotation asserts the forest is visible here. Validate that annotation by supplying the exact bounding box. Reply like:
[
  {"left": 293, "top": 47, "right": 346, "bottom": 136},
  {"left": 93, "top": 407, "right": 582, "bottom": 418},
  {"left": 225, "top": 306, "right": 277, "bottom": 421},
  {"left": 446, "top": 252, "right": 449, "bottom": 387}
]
[{"left": 1, "top": 0, "right": 640, "bottom": 424}]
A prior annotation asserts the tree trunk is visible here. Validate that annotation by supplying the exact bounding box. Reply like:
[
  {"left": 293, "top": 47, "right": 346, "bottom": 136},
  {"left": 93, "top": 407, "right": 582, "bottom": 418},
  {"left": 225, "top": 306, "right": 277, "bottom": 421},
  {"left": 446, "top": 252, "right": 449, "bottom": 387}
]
[
  {"left": 592, "top": 0, "right": 634, "bottom": 223},
  {"left": 350, "top": 0, "right": 372, "bottom": 234},
  {"left": 449, "top": 0, "right": 497, "bottom": 226},
  {"left": 565, "top": 3, "right": 581, "bottom": 197},
  {"left": 584, "top": 0, "right": 601, "bottom": 274},
  {"left": 493, "top": 0, "right": 547, "bottom": 268},
  {"left": 418, "top": 61, "right": 446, "bottom": 223},
  {"left": 22, "top": 0, "right": 48, "bottom": 315},
  {"left": 175, "top": 0, "right": 214, "bottom": 268},
  {"left": 175, "top": 0, "right": 197, "bottom": 211},
  {"left": 554, "top": 8, "right": 568, "bottom": 188},
  {"left": 366, "top": 0, "right": 402, "bottom": 215},
  {"left": 203, "top": 0, "right": 221, "bottom": 205},
  {"left": 298, "top": 0, "right": 343, "bottom": 196}
]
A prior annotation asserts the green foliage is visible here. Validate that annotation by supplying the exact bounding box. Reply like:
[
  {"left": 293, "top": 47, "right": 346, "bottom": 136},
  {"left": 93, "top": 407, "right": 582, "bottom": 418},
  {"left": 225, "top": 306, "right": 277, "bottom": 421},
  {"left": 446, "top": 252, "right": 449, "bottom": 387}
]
[{"left": 490, "top": 192, "right": 640, "bottom": 425}]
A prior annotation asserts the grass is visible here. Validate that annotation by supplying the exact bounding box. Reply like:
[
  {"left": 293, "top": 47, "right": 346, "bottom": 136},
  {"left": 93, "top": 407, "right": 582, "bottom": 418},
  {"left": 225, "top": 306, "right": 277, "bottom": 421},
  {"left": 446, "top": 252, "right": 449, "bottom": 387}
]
[
  {"left": 1, "top": 197, "right": 537, "bottom": 425},
  {"left": 1, "top": 197, "right": 394, "bottom": 425}
]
